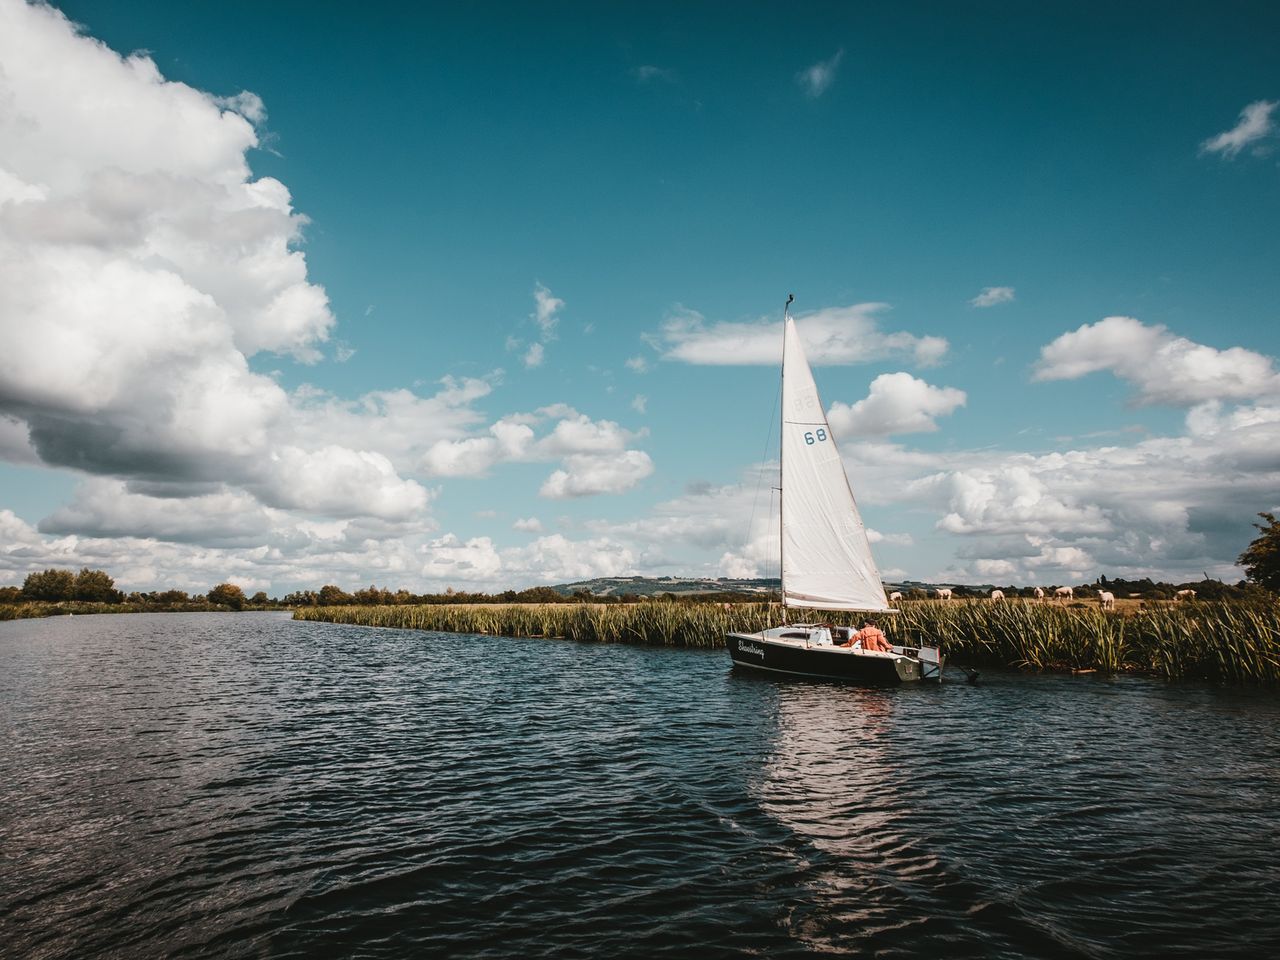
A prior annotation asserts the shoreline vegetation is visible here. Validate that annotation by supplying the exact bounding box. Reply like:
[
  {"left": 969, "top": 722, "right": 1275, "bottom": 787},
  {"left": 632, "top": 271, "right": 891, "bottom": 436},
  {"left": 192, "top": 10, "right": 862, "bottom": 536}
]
[
  {"left": 5, "top": 565, "right": 1278, "bottom": 684},
  {"left": 292, "top": 599, "right": 1280, "bottom": 686},
  {"left": 0, "top": 599, "right": 280, "bottom": 621}
]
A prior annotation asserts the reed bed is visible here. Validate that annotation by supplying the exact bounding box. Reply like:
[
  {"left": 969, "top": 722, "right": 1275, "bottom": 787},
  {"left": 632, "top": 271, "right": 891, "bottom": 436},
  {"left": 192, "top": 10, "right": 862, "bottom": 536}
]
[{"left": 294, "top": 599, "right": 1280, "bottom": 684}]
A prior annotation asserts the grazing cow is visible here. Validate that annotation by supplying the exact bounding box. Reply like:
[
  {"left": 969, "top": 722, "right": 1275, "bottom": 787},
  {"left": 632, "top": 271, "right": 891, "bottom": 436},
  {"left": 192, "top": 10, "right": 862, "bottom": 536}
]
[
  {"left": 1175, "top": 589, "right": 1196, "bottom": 600},
  {"left": 990, "top": 590, "right": 1005, "bottom": 600},
  {"left": 1033, "top": 586, "right": 1045, "bottom": 600},
  {"left": 1054, "top": 586, "right": 1074, "bottom": 600},
  {"left": 934, "top": 588, "right": 953, "bottom": 600},
  {"left": 889, "top": 591, "right": 903, "bottom": 602},
  {"left": 1098, "top": 590, "right": 1115, "bottom": 609}
]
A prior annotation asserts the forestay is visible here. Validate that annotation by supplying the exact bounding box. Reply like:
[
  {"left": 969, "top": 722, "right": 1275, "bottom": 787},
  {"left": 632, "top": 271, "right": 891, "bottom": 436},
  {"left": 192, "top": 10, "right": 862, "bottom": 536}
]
[{"left": 780, "top": 317, "right": 892, "bottom": 612}]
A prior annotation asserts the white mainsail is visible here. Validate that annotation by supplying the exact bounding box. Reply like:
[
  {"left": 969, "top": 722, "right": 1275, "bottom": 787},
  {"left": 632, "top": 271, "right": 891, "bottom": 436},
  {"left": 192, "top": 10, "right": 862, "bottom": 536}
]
[{"left": 780, "top": 316, "right": 892, "bottom": 612}]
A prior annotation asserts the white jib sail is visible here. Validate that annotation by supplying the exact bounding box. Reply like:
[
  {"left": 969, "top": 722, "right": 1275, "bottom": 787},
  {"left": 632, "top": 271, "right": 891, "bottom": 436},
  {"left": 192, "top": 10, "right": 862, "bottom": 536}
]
[{"left": 780, "top": 317, "right": 892, "bottom": 612}]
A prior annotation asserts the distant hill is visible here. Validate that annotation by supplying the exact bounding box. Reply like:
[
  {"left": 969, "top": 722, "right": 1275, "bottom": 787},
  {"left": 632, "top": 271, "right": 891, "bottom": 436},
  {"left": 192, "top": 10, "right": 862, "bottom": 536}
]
[{"left": 547, "top": 576, "right": 779, "bottom": 598}]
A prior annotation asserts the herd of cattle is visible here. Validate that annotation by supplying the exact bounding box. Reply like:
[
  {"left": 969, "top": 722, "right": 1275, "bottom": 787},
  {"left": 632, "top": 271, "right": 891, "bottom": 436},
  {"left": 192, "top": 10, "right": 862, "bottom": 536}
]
[{"left": 887, "top": 587, "right": 1198, "bottom": 607}]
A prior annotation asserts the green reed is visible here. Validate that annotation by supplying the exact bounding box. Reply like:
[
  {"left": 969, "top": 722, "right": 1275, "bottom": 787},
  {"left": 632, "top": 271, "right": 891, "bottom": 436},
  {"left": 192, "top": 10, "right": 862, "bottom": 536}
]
[{"left": 292, "top": 598, "right": 1280, "bottom": 684}]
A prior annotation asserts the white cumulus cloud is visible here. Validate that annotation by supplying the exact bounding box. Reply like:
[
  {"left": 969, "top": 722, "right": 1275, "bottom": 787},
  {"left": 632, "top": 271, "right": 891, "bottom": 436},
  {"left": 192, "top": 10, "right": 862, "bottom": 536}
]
[
  {"left": 1033, "top": 316, "right": 1280, "bottom": 406},
  {"left": 827, "top": 373, "right": 967, "bottom": 437},
  {"left": 0, "top": 2, "right": 517, "bottom": 534},
  {"left": 539, "top": 450, "right": 655, "bottom": 499},
  {"left": 422, "top": 406, "right": 652, "bottom": 498}
]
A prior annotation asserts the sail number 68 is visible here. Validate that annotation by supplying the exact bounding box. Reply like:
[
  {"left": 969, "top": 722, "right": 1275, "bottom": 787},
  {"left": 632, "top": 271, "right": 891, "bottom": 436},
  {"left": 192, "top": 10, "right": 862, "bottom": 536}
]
[{"left": 803, "top": 428, "right": 828, "bottom": 445}]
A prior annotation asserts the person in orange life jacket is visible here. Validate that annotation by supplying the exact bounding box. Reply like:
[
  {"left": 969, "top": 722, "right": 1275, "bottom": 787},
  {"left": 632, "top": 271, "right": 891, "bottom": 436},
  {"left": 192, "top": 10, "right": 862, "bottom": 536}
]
[{"left": 839, "top": 621, "right": 890, "bottom": 652}]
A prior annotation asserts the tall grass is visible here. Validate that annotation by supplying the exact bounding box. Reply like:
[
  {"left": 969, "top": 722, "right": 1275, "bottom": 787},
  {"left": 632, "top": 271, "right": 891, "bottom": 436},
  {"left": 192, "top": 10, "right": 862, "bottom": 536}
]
[{"left": 293, "top": 599, "right": 1280, "bottom": 684}]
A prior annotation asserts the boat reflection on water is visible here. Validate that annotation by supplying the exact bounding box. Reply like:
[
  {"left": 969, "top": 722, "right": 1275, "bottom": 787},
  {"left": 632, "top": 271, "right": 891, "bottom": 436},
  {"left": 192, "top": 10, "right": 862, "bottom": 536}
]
[{"left": 752, "top": 680, "right": 957, "bottom": 952}]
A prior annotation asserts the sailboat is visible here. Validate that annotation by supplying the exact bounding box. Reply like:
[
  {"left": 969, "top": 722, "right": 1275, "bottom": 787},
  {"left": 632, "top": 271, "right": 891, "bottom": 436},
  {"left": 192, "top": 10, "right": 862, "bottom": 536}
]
[{"left": 726, "top": 296, "right": 944, "bottom": 684}]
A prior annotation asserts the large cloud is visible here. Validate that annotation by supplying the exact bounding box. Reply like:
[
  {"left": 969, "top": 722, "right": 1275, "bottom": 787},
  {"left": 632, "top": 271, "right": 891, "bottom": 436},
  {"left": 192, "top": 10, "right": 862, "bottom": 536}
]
[
  {"left": 654, "top": 303, "right": 948, "bottom": 367},
  {"left": 2, "top": 500, "right": 647, "bottom": 594},
  {"left": 0, "top": 0, "right": 441, "bottom": 522},
  {"left": 1033, "top": 317, "right": 1280, "bottom": 406},
  {"left": 864, "top": 400, "right": 1280, "bottom": 582},
  {"left": 39, "top": 478, "right": 283, "bottom": 547},
  {"left": 827, "top": 372, "right": 966, "bottom": 437}
]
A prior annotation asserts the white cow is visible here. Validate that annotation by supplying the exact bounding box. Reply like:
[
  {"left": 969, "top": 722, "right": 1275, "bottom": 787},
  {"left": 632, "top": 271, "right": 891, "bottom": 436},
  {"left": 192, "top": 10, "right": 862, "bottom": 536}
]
[
  {"left": 1175, "top": 589, "right": 1196, "bottom": 600},
  {"left": 990, "top": 590, "right": 1005, "bottom": 600},
  {"left": 1098, "top": 590, "right": 1115, "bottom": 609},
  {"left": 1033, "top": 586, "right": 1045, "bottom": 600},
  {"left": 934, "top": 588, "right": 953, "bottom": 600},
  {"left": 889, "top": 591, "right": 903, "bottom": 602},
  {"left": 1054, "top": 586, "right": 1074, "bottom": 600}
]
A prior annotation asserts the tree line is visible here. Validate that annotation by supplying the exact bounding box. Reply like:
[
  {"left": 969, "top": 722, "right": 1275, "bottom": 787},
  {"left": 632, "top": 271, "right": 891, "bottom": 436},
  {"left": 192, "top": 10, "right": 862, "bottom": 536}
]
[
  {"left": 0, "top": 569, "right": 272, "bottom": 610},
  {"left": 0, "top": 570, "right": 769, "bottom": 610}
]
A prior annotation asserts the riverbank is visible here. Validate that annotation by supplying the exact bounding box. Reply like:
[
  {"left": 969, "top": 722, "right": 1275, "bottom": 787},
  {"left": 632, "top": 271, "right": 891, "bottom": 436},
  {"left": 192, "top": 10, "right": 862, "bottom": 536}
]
[
  {"left": 293, "top": 599, "right": 1280, "bottom": 684},
  {"left": 0, "top": 601, "right": 278, "bottom": 620}
]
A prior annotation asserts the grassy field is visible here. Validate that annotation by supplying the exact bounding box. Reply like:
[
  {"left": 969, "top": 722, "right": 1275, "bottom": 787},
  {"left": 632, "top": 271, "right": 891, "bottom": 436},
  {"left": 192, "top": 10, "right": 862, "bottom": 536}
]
[{"left": 294, "top": 598, "right": 1280, "bottom": 685}]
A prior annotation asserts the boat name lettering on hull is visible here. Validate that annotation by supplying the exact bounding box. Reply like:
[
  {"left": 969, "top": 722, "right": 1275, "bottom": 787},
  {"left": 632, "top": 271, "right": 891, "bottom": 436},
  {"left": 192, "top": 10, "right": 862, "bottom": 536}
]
[{"left": 738, "top": 642, "right": 765, "bottom": 658}]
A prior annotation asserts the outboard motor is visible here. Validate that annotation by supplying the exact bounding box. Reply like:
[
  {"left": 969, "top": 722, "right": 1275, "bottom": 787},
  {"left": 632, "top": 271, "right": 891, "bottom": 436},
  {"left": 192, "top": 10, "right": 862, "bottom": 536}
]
[{"left": 917, "top": 645, "right": 943, "bottom": 683}]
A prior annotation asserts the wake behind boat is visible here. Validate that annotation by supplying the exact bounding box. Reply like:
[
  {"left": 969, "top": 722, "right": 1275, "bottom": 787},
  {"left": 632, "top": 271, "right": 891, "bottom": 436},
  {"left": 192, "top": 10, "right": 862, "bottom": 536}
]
[{"left": 726, "top": 296, "right": 943, "bottom": 685}]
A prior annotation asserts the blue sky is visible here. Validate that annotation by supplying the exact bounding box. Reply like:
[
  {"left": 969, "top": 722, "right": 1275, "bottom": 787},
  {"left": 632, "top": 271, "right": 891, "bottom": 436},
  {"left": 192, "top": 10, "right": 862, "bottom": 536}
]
[{"left": 1, "top": 0, "right": 1278, "bottom": 594}]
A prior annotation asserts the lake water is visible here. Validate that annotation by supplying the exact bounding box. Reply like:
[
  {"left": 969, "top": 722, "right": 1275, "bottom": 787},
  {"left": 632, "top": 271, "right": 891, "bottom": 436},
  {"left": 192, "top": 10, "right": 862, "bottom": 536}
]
[{"left": 2, "top": 612, "right": 1278, "bottom": 959}]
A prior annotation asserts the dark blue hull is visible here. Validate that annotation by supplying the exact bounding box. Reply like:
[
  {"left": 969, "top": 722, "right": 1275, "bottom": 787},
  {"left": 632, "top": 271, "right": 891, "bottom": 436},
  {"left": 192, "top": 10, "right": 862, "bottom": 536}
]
[{"left": 726, "top": 632, "right": 929, "bottom": 684}]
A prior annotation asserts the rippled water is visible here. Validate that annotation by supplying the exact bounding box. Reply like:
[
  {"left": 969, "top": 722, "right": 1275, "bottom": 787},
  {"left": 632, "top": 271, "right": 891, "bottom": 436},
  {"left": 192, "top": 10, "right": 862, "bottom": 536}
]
[{"left": 2, "top": 612, "right": 1278, "bottom": 959}]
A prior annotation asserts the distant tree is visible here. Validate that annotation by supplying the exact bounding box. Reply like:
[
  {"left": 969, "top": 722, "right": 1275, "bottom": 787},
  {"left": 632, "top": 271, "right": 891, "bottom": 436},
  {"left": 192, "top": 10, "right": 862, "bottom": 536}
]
[
  {"left": 1238, "top": 512, "right": 1280, "bottom": 593},
  {"left": 317, "top": 584, "right": 353, "bottom": 606},
  {"left": 73, "top": 568, "right": 120, "bottom": 603},
  {"left": 22, "top": 568, "right": 76, "bottom": 602},
  {"left": 1177, "top": 578, "right": 1229, "bottom": 601},
  {"left": 353, "top": 585, "right": 393, "bottom": 605},
  {"left": 155, "top": 589, "right": 190, "bottom": 604},
  {"left": 250, "top": 591, "right": 270, "bottom": 605},
  {"left": 208, "top": 583, "right": 246, "bottom": 610},
  {"left": 0, "top": 586, "right": 21, "bottom": 604},
  {"left": 515, "top": 586, "right": 565, "bottom": 604}
]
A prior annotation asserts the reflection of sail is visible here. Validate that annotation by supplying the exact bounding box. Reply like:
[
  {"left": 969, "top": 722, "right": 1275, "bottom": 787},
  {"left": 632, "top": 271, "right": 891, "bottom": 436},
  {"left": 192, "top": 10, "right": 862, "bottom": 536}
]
[
  {"left": 755, "top": 683, "right": 919, "bottom": 949},
  {"left": 758, "top": 683, "right": 899, "bottom": 848}
]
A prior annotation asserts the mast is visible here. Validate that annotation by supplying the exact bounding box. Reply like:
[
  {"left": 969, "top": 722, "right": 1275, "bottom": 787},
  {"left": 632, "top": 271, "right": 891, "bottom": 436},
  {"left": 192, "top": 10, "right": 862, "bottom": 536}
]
[{"left": 779, "top": 293, "right": 793, "bottom": 617}]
